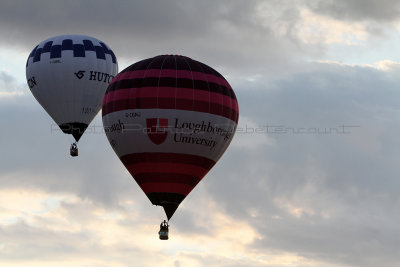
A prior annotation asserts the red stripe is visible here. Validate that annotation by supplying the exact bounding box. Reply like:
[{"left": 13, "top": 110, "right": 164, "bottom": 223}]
[
  {"left": 120, "top": 152, "right": 215, "bottom": 170},
  {"left": 127, "top": 162, "right": 209, "bottom": 179},
  {"left": 103, "top": 87, "right": 238, "bottom": 112},
  {"left": 112, "top": 69, "right": 232, "bottom": 89},
  {"left": 139, "top": 182, "right": 194, "bottom": 195},
  {"left": 102, "top": 97, "right": 238, "bottom": 122}
]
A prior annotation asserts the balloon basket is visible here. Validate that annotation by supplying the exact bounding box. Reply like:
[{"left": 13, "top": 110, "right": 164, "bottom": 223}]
[
  {"left": 70, "top": 143, "right": 78, "bottom": 157},
  {"left": 159, "top": 230, "right": 169, "bottom": 240}
]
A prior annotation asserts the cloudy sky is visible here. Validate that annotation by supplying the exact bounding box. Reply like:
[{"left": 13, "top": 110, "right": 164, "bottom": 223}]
[{"left": 2, "top": 0, "right": 400, "bottom": 266}]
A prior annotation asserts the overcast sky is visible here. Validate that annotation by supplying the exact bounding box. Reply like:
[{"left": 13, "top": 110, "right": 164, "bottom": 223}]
[{"left": 2, "top": 0, "right": 400, "bottom": 266}]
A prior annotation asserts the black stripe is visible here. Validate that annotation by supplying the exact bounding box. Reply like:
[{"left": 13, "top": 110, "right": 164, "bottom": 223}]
[
  {"left": 146, "top": 192, "right": 185, "bottom": 219},
  {"left": 121, "top": 55, "right": 224, "bottom": 78},
  {"left": 73, "top": 44, "right": 85, "bottom": 57},
  {"left": 83, "top": 40, "right": 95, "bottom": 51},
  {"left": 146, "top": 55, "right": 166, "bottom": 69},
  {"left": 109, "top": 50, "right": 117, "bottom": 64},
  {"left": 50, "top": 45, "right": 61, "bottom": 59},
  {"left": 29, "top": 45, "right": 38, "bottom": 57},
  {"left": 122, "top": 57, "right": 156, "bottom": 72},
  {"left": 95, "top": 46, "right": 106, "bottom": 59},
  {"left": 100, "top": 42, "right": 117, "bottom": 63},
  {"left": 134, "top": 173, "right": 201, "bottom": 186},
  {"left": 147, "top": 192, "right": 185, "bottom": 206},
  {"left": 26, "top": 45, "right": 38, "bottom": 66},
  {"left": 161, "top": 55, "right": 177, "bottom": 69},
  {"left": 99, "top": 42, "right": 110, "bottom": 53},
  {"left": 58, "top": 122, "right": 88, "bottom": 142},
  {"left": 33, "top": 48, "right": 42, "bottom": 62},
  {"left": 62, "top": 39, "right": 73, "bottom": 50},
  {"left": 42, "top": 41, "right": 53, "bottom": 53}
]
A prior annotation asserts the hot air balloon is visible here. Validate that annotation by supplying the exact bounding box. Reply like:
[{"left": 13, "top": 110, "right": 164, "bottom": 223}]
[
  {"left": 26, "top": 34, "right": 118, "bottom": 156},
  {"left": 102, "top": 55, "right": 239, "bottom": 239}
]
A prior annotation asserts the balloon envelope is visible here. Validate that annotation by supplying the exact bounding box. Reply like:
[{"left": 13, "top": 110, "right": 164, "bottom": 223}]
[
  {"left": 102, "top": 55, "right": 239, "bottom": 219},
  {"left": 26, "top": 34, "right": 118, "bottom": 141}
]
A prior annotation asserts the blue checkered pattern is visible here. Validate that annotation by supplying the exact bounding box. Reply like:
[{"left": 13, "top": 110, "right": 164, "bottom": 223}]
[{"left": 27, "top": 39, "right": 117, "bottom": 66}]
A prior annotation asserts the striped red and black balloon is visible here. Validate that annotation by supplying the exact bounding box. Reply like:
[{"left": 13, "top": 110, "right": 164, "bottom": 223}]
[{"left": 102, "top": 55, "right": 239, "bottom": 220}]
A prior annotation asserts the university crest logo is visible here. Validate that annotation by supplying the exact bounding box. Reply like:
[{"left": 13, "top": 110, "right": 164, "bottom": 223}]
[{"left": 146, "top": 118, "right": 168, "bottom": 145}]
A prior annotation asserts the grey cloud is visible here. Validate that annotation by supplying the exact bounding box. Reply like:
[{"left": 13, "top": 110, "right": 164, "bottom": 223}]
[
  {"left": 308, "top": 0, "right": 400, "bottom": 22},
  {"left": 0, "top": 221, "right": 85, "bottom": 260},
  {"left": 0, "top": 208, "right": 151, "bottom": 266},
  {"left": 0, "top": 0, "right": 259, "bottom": 49},
  {"left": 203, "top": 62, "right": 400, "bottom": 266},
  {"left": 171, "top": 208, "right": 210, "bottom": 235},
  {"left": 0, "top": 70, "right": 25, "bottom": 93},
  {"left": 172, "top": 252, "right": 269, "bottom": 267},
  {"left": 0, "top": 95, "right": 141, "bottom": 209},
  {"left": 0, "top": 0, "right": 312, "bottom": 78},
  {"left": 0, "top": 70, "right": 15, "bottom": 84},
  {"left": 2, "top": 0, "right": 397, "bottom": 80}
]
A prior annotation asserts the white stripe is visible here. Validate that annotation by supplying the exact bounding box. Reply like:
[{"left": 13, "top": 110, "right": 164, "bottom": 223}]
[{"left": 102, "top": 109, "right": 237, "bottom": 161}]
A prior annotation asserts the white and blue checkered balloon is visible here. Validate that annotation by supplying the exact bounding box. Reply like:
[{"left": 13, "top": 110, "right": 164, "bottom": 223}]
[{"left": 26, "top": 35, "right": 118, "bottom": 142}]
